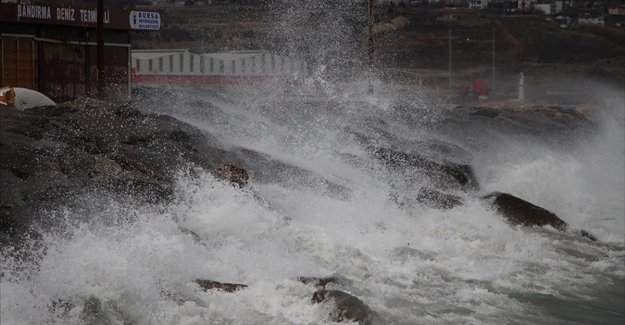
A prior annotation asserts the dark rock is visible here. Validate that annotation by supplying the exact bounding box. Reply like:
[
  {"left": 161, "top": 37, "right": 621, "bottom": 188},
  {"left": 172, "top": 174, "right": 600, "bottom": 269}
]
[
  {"left": 470, "top": 108, "right": 500, "bottom": 118},
  {"left": 482, "top": 192, "right": 568, "bottom": 231},
  {"left": 211, "top": 164, "right": 250, "bottom": 187},
  {"left": 312, "top": 290, "right": 381, "bottom": 325},
  {"left": 483, "top": 191, "right": 600, "bottom": 241},
  {"left": 81, "top": 296, "right": 129, "bottom": 325},
  {"left": 91, "top": 155, "right": 123, "bottom": 176},
  {"left": 48, "top": 298, "right": 75, "bottom": 318},
  {"left": 574, "top": 229, "right": 598, "bottom": 242},
  {"left": 0, "top": 169, "right": 25, "bottom": 208},
  {"left": 416, "top": 187, "right": 464, "bottom": 210},
  {"left": 195, "top": 279, "right": 248, "bottom": 293},
  {"left": 0, "top": 103, "right": 224, "bottom": 248},
  {"left": 21, "top": 171, "right": 75, "bottom": 202},
  {"left": 298, "top": 276, "right": 341, "bottom": 289},
  {"left": 372, "top": 147, "right": 479, "bottom": 192},
  {"left": 0, "top": 207, "right": 39, "bottom": 247},
  {"left": 235, "top": 147, "right": 350, "bottom": 199}
]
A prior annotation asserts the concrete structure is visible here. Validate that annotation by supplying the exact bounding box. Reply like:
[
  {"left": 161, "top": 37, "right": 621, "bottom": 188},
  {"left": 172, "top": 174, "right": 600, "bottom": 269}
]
[{"left": 132, "top": 49, "right": 307, "bottom": 87}]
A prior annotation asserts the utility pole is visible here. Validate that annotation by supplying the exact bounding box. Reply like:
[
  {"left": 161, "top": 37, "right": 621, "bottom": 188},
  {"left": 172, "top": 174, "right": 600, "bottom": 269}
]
[
  {"left": 491, "top": 28, "right": 496, "bottom": 95},
  {"left": 97, "top": 0, "right": 104, "bottom": 99},
  {"left": 448, "top": 22, "right": 452, "bottom": 96}
]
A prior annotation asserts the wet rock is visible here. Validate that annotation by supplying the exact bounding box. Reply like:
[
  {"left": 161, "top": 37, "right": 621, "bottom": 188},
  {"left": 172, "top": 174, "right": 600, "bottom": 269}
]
[
  {"left": 47, "top": 298, "right": 75, "bottom": 318},
  {"left": 0, "top": 206, "right": 41, "bottom": 248},
  {"left": 482, "top": 192, "right": 568, "bottom": 231},
  {"left": 0, "top": 170, "right": 25, "bottom": 208},
  {"left": 298, "top": 276, "right": 338, "bottom": 289},
  {"left": 574, "top": 229, "right": 598, "bottom": 242},
  {"left": 81, "top": 296, "right": 130, "bottom": 325},
  {"left": 483, "top": 192, "right": 599, "bottom": 241},
  {"left": 92, "top": 155, "right": 123, "bottom": 176},
  {"left": 312, "top": 290, "right": 382, "bottom": 325},
  {"left": 195, "top": 279, "right": 248, "bottom": 293},
  {"left": 211, "top": 163, "right": 250, "bottom": 187},
  {"left": 235, "top": 147, "right": 350, "bottom": 199},
  {"left": 21, "top": 171, "right": 75, "bottom": 202},
  {"left": 0, "top": 103, "right": 222, "bottom": 248},
  {"left": 416, "top": 187, "right": 464, "bottom": 210},
  {"left": 372, "top": 147, "right": 479, "bottom": 192},
  {"left": 297, "top": 275, "right": 352, "bottom": 289},
  {"left": 470, "top": 107, "right": 500, "bottom": 119}
]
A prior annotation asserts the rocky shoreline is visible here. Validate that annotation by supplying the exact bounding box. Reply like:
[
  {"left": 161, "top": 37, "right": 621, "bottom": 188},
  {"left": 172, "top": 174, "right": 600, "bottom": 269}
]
[
  {"left": 1, "top": 100, "right": 214, "bottom": 247},
  {"left": 0, "top": 99, "right": 355, "bottom": 249},
  {"left": 0, "top": 98, "right": 600, "bottom": 324}
]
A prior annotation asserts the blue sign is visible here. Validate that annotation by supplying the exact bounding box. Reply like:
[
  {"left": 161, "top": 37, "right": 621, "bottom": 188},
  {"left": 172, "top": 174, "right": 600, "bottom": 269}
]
[{"left": 129, "top": 11, "right": 160, "bottom": 30}]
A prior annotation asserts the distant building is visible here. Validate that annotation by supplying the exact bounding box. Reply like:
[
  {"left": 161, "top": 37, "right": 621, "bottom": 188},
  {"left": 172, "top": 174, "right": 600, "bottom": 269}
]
[
  {"left": 608, "top": 3, "right": 625, "bottom": 16},
  {"left": 0, "top": 2, "right": 134, "bottom": 101},
  {"left": 517, "top": 0, "right": 567, "bottom": 14}
]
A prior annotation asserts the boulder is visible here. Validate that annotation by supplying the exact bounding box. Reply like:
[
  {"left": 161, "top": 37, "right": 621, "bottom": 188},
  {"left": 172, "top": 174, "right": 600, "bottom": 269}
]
[
  {"left": 372, "top": 147, "right": 479, "bottom": 192},
  {"left": 234, "top": 147, "right": 350, "bottom": 199},
  {"left": 195, "top": 279, "right": 248, "bottom": 293},
  {"left": 0, "top": 103, "right": 226, "bottom": 249},
  {"left": 483, "top": 192, "right": 598, "bottom": 240},
  {"left": 482, "top": 192, "right": 568, "bottom": 231},
  {"left": 574, "top": 229, "right": 597, "bottom": 242},
  {"left": 312, "top": 290, "right": 382, "bottom": 325}
]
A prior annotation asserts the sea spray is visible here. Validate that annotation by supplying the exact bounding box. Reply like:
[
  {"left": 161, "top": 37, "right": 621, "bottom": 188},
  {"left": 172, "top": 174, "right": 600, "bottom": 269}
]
[{"left": 2, "top": 81, "right": 624, "bottom": 324}]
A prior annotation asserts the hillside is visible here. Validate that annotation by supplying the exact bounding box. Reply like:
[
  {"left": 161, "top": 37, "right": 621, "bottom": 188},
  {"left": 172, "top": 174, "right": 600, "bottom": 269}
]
[{"left": 131, "top": 3, "right": 625, "bottom": 94}]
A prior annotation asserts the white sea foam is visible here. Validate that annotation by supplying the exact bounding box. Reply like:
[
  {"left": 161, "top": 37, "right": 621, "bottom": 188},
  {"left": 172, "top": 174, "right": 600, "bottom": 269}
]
[{"left": 2, "top": 82, "right": 624, "bottom": 324}]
